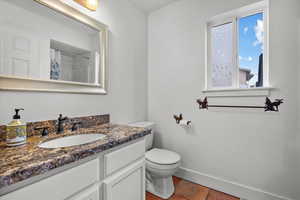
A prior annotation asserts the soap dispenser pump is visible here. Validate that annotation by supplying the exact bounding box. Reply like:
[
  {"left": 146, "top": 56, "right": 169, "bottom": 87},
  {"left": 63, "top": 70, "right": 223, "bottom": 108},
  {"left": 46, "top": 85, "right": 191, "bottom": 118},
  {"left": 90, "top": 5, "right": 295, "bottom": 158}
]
[{"left": 6, "top": 108, "right": 27, "bottom": 146}]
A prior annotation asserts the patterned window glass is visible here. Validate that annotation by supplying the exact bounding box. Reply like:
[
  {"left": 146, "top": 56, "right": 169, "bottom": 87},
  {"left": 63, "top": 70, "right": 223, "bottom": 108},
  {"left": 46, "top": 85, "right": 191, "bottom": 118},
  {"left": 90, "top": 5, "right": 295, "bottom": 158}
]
[{"left": 211, "top": 22, "right": 233, "bottom": 87}]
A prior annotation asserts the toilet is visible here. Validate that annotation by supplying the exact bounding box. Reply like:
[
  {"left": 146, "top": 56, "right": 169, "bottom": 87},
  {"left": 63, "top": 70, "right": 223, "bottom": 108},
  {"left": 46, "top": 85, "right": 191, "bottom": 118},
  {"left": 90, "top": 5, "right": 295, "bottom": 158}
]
[{"left": 128, "top": 122, "right": 181, "bottom": 199}]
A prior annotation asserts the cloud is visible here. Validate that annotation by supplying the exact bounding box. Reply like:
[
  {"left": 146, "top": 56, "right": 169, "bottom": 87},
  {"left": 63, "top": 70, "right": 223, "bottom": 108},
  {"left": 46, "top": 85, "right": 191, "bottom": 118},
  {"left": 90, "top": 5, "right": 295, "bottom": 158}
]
[
  {"left": 253, "top": 20, "right": 264, "bottom": 49},
  {"left": 239, "top": 56, "right": 253, "bottom": 62},
  {"left": 243, "top": 27, "right": 248, "bottom": 34}
]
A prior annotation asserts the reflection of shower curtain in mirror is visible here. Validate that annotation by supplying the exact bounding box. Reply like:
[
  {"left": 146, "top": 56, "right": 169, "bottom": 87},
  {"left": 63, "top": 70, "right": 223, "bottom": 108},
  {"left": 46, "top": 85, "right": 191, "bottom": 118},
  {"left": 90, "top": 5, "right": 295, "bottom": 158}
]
[{"left": 50, "top": 49, "right": 61, "bottom": 80}]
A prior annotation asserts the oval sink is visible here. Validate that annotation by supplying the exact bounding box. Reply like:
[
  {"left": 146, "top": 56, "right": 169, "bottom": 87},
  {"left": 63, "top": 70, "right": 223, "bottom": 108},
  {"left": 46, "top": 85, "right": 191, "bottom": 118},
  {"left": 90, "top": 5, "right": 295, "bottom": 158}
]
[{"left": 38, "top": 134, "right": 106, "bottom": 149}]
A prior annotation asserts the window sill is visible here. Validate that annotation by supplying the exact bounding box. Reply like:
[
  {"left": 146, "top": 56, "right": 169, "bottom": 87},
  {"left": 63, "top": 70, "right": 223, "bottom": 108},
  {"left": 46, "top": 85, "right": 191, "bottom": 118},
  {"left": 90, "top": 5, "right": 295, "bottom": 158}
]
[{"left": 202, "top": 87, "right": 274, "bottom": 97}]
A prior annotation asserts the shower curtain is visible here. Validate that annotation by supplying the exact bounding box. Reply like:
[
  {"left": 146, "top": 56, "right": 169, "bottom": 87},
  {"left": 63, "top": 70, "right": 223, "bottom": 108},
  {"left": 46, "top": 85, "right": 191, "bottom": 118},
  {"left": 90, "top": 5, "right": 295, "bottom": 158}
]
[{"left": 50, "top": 49, "right": 61, "bottom": 80}]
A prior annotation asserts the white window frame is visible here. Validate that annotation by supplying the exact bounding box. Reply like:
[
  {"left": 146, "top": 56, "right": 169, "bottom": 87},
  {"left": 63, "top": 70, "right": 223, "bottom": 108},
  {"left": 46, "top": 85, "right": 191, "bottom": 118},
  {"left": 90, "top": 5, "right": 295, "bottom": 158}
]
[{"left": 204, "top": 1, "right": 271, "bottom": 97}]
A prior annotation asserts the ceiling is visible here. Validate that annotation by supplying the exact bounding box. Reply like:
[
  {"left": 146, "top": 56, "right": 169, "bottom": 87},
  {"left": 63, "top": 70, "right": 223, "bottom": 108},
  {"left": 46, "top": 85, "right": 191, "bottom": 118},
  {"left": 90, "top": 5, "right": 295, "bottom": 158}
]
[{"left": 128, "top": 0, "right": 178, "bottom": 13}]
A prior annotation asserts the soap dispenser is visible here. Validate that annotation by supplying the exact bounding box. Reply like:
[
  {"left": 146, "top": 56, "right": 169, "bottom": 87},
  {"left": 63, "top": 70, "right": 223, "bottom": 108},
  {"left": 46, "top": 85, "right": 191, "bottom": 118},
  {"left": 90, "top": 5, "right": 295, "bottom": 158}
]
[{"left": 6, "top": 108, "right": 27, "bottom": 146}]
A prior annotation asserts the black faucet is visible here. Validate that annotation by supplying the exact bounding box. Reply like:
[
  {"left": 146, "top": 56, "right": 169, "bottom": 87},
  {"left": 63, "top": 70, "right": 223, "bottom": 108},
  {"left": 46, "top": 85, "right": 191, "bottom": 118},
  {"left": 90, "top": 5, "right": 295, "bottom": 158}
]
[
  {"left": 57, "top": 114, "right": 68, "bottom": 134},
  {"left": 71, "top": 121, "right": 83, "bottom": 132}
]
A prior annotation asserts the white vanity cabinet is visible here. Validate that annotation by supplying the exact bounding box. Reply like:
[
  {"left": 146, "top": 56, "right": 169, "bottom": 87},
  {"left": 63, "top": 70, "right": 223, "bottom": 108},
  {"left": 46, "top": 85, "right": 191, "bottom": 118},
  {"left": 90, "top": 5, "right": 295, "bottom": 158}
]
[{"left": 0, "top": 139, "right": 146, "bottom": 200}]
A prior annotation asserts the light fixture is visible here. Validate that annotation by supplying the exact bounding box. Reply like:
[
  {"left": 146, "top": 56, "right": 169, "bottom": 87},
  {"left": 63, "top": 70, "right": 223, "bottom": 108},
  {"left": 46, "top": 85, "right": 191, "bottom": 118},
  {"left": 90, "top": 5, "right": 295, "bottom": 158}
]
[{"left": 73, "top": 0, "right": 98, "bottom": 11}]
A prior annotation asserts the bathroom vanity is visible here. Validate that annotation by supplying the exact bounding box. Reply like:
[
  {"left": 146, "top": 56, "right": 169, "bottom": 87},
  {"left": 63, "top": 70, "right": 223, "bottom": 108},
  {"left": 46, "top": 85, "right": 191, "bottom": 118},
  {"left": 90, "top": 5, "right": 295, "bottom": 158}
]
[
  {"left": 0, "top": 115, "right": 150, "bottom": 200},
  {"left": 1, "top": 140, "right": 145, "bottom": 200}
]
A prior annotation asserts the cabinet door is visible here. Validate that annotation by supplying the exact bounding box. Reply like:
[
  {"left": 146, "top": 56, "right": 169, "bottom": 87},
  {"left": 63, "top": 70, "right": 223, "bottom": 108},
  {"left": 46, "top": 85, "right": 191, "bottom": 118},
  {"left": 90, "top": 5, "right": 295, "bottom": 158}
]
[
  {"left": 103, "top": 159, "right": 145, "bottom": 200},
  {"left": 70, "top": 185, "right": 100, "bottom": 200}
]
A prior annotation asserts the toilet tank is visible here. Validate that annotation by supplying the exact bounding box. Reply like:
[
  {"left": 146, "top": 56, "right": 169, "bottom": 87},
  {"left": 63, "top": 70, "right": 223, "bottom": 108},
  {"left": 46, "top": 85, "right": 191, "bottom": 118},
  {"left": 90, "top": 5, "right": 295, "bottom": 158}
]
[{"left": 128, "top": 121, "right": 155, "bottom": 151}]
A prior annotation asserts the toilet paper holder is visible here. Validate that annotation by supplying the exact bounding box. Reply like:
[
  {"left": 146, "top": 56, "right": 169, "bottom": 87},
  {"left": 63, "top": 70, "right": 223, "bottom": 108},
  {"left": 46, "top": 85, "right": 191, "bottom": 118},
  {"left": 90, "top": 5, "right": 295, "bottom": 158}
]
[{"left": 173, "top": 114, "right": 192, "bottom": 126}]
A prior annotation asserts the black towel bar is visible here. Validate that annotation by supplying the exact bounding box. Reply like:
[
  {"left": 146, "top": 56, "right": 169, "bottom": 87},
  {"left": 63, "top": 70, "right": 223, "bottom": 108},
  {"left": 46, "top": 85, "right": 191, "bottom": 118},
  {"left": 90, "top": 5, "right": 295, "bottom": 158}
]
[{"left": 196, "top": 97, "right": 283, "bottom": 112}]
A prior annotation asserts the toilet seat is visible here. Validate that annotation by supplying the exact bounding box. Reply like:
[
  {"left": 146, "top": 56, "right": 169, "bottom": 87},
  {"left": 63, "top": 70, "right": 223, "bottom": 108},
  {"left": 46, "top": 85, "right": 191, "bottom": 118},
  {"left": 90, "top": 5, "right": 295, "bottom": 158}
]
[
  {"left": 146, "top": 159, "right": 181, "bottom": 170},
  {"left": 146, "top": 148, "right": 181, "bottom": 165}
]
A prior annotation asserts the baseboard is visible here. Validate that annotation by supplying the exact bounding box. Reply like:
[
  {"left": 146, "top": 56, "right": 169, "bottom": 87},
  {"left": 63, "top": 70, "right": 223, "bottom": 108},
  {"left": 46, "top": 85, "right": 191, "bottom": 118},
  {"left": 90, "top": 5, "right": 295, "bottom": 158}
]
[{"left": 175, "top": 167, "right": 294, "bottom": 200}]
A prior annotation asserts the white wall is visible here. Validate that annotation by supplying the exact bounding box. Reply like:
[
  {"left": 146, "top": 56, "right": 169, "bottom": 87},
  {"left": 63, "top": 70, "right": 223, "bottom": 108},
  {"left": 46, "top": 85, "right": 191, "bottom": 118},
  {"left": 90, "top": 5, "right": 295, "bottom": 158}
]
[
  {"left": 0, "top": 0, "right": 148, "bottom": 124},
  {"left": 148, "top": 0, "right": 300, "bottom": 199}
]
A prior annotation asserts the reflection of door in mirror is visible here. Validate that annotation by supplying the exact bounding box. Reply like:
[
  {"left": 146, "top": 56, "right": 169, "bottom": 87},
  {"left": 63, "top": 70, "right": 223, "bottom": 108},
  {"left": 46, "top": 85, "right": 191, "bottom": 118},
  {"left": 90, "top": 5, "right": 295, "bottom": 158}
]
[
  {"left": 0, "top": 29, "right": 41, "bottom": 79},
  {"left": 0, "top": 0, "right": 101, "bottom": 85}
]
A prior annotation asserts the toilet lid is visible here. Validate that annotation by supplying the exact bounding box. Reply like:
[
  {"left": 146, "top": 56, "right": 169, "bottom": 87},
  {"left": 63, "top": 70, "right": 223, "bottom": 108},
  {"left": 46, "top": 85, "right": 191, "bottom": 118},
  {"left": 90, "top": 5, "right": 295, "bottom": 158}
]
[{"left": 146, "top": 148, "right": 180, "bottom": 165}]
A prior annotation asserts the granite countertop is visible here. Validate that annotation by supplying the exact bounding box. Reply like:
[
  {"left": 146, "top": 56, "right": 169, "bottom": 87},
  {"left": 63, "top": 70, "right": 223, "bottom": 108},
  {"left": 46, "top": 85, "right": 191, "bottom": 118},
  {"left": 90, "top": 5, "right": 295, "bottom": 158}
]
[{"left": 0, "top": 124, "right": 150, "bottom": 190}]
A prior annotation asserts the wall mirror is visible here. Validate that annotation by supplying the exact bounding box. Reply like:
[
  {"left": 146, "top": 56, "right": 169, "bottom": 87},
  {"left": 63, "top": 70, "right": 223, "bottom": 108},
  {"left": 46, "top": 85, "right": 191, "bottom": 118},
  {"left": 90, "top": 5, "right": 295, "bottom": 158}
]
[{"left": 0, "top": 0, "right": 108, "bottom": 94}]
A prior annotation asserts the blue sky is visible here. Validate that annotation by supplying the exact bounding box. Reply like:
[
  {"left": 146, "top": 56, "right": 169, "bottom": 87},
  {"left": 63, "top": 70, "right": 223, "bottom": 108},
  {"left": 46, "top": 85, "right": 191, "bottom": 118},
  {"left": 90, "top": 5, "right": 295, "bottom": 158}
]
[{"left": 238, "top": 13, "right": 263, "bottom": 86}]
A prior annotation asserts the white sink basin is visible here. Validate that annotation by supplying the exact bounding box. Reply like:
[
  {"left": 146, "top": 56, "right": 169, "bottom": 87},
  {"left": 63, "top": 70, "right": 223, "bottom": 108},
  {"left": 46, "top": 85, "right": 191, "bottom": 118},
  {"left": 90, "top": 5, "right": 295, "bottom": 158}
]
[{"left": 38, "top": 134, "right": 106, "bottom": 149}]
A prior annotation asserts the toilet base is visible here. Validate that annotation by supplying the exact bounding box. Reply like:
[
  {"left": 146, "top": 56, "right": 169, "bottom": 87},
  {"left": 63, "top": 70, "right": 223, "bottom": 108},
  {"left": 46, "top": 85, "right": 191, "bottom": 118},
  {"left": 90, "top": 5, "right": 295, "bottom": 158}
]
[{"left": 146, "top": 174, "right": 175, "bottom": 199}]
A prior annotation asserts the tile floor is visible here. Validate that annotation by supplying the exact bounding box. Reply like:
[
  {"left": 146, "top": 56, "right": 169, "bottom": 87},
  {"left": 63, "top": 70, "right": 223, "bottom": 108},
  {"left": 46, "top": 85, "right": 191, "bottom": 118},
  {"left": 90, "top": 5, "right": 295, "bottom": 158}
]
[{"left": 146, "top": 177, "right": 239, "bottom": 200}]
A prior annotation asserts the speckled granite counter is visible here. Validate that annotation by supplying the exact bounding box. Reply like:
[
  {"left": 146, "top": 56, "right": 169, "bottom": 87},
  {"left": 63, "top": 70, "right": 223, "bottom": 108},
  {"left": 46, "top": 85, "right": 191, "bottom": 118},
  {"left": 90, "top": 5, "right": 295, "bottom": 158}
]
[{"left": 0, "top": 124, "right": 150, "bottom": 190}]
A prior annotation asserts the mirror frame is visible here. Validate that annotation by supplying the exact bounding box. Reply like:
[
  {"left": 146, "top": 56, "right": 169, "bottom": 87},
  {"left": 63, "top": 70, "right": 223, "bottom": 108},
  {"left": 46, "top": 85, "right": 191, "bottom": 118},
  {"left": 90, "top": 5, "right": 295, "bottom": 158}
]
[{"left": 0, "top": 0, "right": 108, "bottom": 94}]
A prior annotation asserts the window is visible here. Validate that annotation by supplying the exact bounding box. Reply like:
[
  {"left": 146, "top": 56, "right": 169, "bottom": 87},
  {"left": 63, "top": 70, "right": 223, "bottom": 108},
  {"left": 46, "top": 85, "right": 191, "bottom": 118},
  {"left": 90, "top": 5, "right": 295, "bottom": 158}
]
[{"left": 206, "top": 1, "right": 268, "bottom": 90}]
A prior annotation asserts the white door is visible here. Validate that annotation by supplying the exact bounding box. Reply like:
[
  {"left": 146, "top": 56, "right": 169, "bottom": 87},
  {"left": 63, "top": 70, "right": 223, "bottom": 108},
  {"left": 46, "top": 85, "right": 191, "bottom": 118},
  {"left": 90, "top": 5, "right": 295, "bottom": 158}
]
[{"left": 103, "top": 159, "right": 145, "bottom": 200}]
